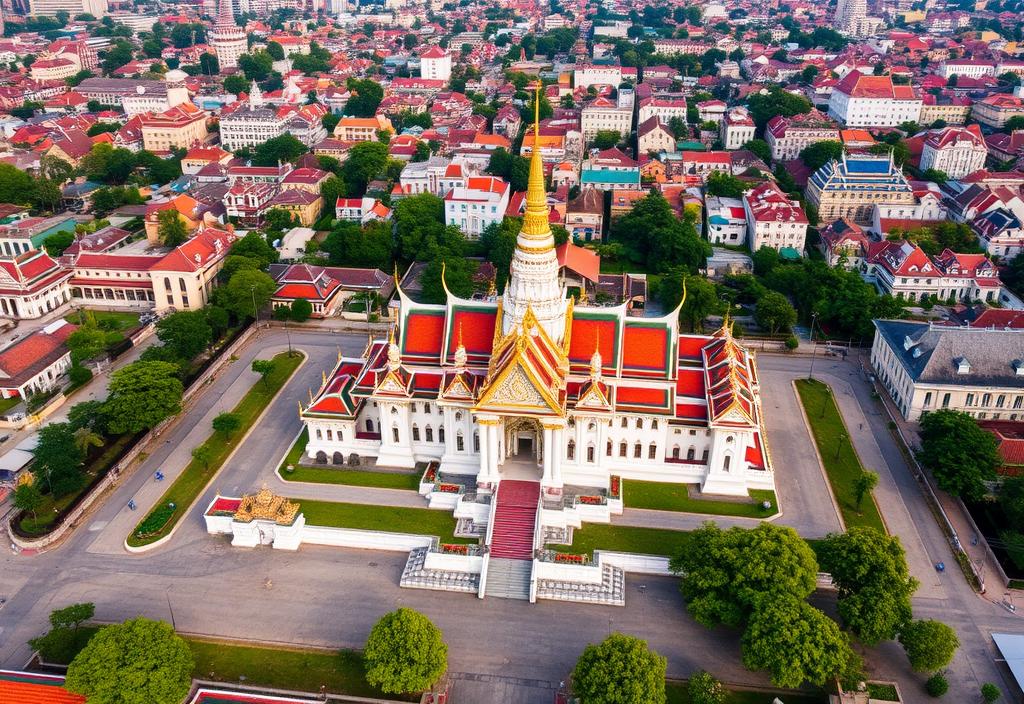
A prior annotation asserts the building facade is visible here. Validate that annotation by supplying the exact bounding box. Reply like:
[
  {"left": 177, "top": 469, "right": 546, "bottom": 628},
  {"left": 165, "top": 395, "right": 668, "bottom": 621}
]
[
  {"left": 743, "top": 181, "right": 809, "bottom": 253},
  {"left": 828, "top": 71, "right": 922, "bottom": 128},
  {"left": 919, "top": 125, "right": 987, "bottom": 179},
  {"left": 806, "top": 153, "right": 915, "bottom": 225},
  {"left": 765, "top": 110, "right": 840, "bottom": 162}
]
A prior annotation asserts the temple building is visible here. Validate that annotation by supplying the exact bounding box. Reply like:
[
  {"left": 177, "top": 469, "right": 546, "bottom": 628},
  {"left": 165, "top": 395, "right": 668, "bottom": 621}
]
[
  {"left": 209, "top": 0, "right": 246, "bottom": 72},
  {"left": 300, "top": 91, "right": 774, "bottom": 501}
]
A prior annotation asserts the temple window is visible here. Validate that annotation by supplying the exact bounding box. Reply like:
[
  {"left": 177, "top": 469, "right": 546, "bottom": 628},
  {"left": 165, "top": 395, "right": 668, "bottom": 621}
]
[
  {"left": 587, "top": 444, "right": 595, "bottom": 462},
  {"left": 567, "top": 440, "right": 575, "bottom": 461},
  {"left": 633, "top": 443, "right": 641, "bottom": 458},
  {"left": 366, "top": 419, "right": 374, "bottom": 432},
  {"left": 619, "top": 442, "right": 627, "bottom": 457},
  {"left": 724, "top": 455, "right": 732, "bottom": 472},
  {"left": 456, "top": 433, "right": 465, "bottom": 451},
  {"left": 456, "top": 412, "right": 463, "bottom": 422},
  {"left": 439, "top": 427, "right": 445, "bottom": 442},
  {"left": 620, "top": 417, "right": 627, "bottom": 428},
  {"left": 426, "top": 426, "right": 433, "bottom": 442},
  {"left": 392, "top": 426, "right": 400, "bottom": 443},
  {"left": 702, "top": 449, "right": 709, "bottom": 462},
  {"left": 412, "top": 425, "right": 420, "bottom": 441},
  {"left": 588, "top": 422, "right": 596, "bottom": 432},
  {"left": 315, "top": 428, "right": 322, "bottom": 440},
  {"left": 672, "top": 445, "right": 680, "bottom": 459},
  {"left": 410, "top": 403, "right": 416, "bottom": 414},
  {"left": 568, "top": 418, "right": 575, "bottom": 428},
  {"left": 391, "top": 407, "right": 398, "bottom": 415},
  {"left": 648, "top": 444, "right": 656, "bottom": 459},
  {"left": 326, "top": 429, "right": 333, "bottom": 441},
  {"left": 687, "top": 447, "right": 695, "bottom": 460},
  {"left": 606, "top": 440, "right": 612, "bottom": 456},
  {"left": 652, "top": 420, "right": 658, "bottom": 430},
  {"left": 636, "top": 419, "right": 643, "bottom": 430},
  {"left": 474, "top": 433, "right": 480, "bottom": 452}
]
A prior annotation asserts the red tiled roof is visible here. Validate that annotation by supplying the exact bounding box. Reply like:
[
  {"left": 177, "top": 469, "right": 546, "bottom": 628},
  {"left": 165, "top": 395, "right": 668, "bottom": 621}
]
[
  {"left": 0, "top": 670, "right": 85, "bottom": 704},
  {"left": 402, "top": 311, "right": 445, "bottom": 359}
]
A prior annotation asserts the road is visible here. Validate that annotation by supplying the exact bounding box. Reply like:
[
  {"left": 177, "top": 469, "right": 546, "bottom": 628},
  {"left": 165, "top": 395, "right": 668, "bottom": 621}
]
[{"left": 0, "top": 332, "right": 1020, "bottom": 704}]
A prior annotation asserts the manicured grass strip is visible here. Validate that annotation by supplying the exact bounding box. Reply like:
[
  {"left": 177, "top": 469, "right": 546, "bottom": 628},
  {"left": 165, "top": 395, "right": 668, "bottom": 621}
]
[
  {"left": 299, "top": 500, "right": 473, "bottom": 544},
  {"left": 667, "top": 681, "right": 827, "bottom": 704},
  {"left": 866, "top": 683, "right": 899, "bottom": 702},
  {"left": 550, "top": 524, "right": 695, "bottom": 558},
  {"left": 624, "top": 480, "right": 778, "bottom": 518},
  {"left": 279, "top": 429, "right": 420, "bottom": 490},
  {"left": 65, "top": 310, "right": 140, "bottom": 331},
  {"left": 187, "top": 638, "right": 418, "bottom": 702},
  {"left": 127, "top": 352, "right": 304, "bottom": 547},
  {"left": 286, "top": 466, "right": 421, "bottom": 490},
  {"left": 794, "top": 379, "right": 886, "bottom": 533},
  {"left": 0, "top": 395, "right": 20, "bottom": 414}
]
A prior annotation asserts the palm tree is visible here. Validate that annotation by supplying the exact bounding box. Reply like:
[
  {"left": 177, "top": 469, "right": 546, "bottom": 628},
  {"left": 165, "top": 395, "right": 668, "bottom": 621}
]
[{"left": 73, "top": 427, "right": 105, "bottom": 454}]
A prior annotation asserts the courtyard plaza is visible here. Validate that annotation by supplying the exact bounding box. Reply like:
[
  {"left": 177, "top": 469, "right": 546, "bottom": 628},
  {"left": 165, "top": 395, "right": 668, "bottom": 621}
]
[{"left": 0, "top": 329, "right": 1018, "bottom": 703}]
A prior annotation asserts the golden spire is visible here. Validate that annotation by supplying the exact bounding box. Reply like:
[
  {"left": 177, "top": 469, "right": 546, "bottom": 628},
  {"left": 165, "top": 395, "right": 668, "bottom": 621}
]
[{"left": 520, "top": 82, "right": 553, "bottom": 245}]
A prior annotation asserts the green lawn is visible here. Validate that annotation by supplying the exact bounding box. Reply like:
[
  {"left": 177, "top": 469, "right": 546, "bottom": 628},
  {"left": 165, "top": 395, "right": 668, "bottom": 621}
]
[
  {"left": 667, "top": 681, "right": 827, "bottom": 704},
  {"left": 126, "top": 352, "right": 304, "bottom": 547},
  {"left": 18, "top": 433, "right": 138, "bottom": 535},
  {"left": 299, "top": 500, "right": 473, "bottom": 544},
  {"left": 187, "top": 638, "right": 418, "bottom": 701},
  {"left": 549, "top": 524, "right": 695, "bottom": 558},
  {"left": 794, "top": 379, "right": 886, "bottom": 533},
  {"left": 0, "top": 395, "right": 21, "bottom": 414},
  {"left": 279, "top": 429, "right": 420, "bottom": 490},
  {"left": 64, "top": 310, "right": 140, "bottom": 331},
  {"left": 866, "top": 683, "right": 899, "bottom": 701},
  {"left": 623, "top": 480, "right": 778, "bottom": 518}
]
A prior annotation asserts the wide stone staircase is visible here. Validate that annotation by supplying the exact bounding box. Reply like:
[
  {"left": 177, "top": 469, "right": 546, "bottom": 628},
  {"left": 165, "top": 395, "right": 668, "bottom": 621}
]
[
  {"left": 484, "top": 557, "right": 532, "bottom": 600},
  {"left": 483, "top": 480, "right": 540, "bottom": 600}
]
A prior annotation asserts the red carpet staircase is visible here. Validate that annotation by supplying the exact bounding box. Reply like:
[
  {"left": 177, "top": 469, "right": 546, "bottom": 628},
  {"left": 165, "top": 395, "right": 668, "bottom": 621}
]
[{"left": 484, "top": 480, "right": 540, "bottom": 600}]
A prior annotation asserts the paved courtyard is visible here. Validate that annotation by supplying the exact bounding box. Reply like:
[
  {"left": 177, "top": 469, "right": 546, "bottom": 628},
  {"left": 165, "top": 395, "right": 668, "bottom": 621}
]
[{"left": 0, "top": 332, "right": 1020, "bottom": 704}]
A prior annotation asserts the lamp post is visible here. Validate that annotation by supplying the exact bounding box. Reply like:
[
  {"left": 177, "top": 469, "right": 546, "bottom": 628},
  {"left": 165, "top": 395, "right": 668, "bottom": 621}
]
[
  {"left": 250, "top": 285, "right": 258, "bottom": 331},
  {"left": 835, "top": 431, "right": 847, "bottom": 460}
]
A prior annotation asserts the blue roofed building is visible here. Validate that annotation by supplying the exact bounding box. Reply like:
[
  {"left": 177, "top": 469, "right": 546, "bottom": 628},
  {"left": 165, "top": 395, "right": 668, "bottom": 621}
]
[{"left": 804, "top": 152, "right": 915, "bottom": 225}]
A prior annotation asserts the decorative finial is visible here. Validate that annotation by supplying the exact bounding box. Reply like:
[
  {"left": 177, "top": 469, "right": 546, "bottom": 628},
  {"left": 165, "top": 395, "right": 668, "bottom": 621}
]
[
  {"left": 387, "top": 326, "right": 401, "bottom": 371},
  {"left": 590, "top": 330, "right": 602, "bottom": 382},
  {"left": 454, "top": 322, "right": 467, "bottom": 368}
]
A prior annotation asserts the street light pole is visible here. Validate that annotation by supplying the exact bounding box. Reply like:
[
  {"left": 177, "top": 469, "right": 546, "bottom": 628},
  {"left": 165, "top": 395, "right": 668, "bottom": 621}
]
[
  {"left": 250, "top": 285, "right": 258, "bottom": 331},
  {"left": 808, "top": 311, "right": 819, "bottom": 380}
]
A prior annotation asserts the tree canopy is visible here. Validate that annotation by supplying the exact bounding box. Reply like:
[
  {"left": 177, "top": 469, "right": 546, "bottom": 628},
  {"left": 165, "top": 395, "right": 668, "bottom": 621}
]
[
  {"left": 898, "top": 619, "right": 959, "bottom": 673},
  {"left": 363, "top": 608, "right": 447, "bottom": 694},
  {"left": 670, "top": 522, "right": 818, "bottom": 628},
  {"left": 613, "top": 191, "right": 710, "bottom": 273},
  {"left": 66, "top": 617, "right": 193, "bottom": 704},
  {"left": 155, "top": 310, "right": 212, "bottom": 361},
  {"left": 32, "top": 422, "right": 85, "bottom": 497},
  {"left": 799, "top": 141, "right": 844, "bottom": 171},
  {"left": 747, "top": 87, "right": 813, "bottom": 130},
  {"left": 918, "top": 409, "right": 1000, "bottom": 501},
  {"left": 817, "top": 527, "right": 918, "bottom": 645},
  {"left": 251, "top": 134, "right": 307, "bottom": 166},
  {"left": 218, "top": 269, "right": 277, "bottom": 320},
  {"left": 345, "top": 141, "right": 390, "bottom": 195},
  {"left": 345, "top": 78, "right": 385, "bottom": 117},
  {"left": 571, "top": 633, "right": 667, "bottom": 704},
  {"left": 104, "top": 361, "right": 183, "bottom": 434}
]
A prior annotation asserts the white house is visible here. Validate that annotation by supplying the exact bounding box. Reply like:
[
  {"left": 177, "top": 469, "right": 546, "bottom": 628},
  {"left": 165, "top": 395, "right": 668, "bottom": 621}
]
[{"left": 443, "top": 176, "right": 510, "bottom": 238}]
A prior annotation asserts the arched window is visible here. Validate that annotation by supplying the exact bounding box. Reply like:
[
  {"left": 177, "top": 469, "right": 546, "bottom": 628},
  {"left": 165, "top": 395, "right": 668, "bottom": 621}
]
[
  {"left": 326, "top": 429, "right": 333, "bottom": 441},
  {"left": 619, "top": 441, "right": 627, "bottom": 457},
  {"left": 568, "top": 418, "right": 575, "bottom": 428},
  {"left": 410, "top": 403, "right": 416, "bottom": 414},
  {"left": 652, "top": 419, "right": 658, "bottom": 430},
  {"left": 606, "top": 440, "right": 613, "bottom": 456},
  {"left": 332, "top": 451, "right": 343, "bottom": 465},
  {"left": 455, "top": 412, "right": 463, "bottom": 422},
  {"left": 648, "top": 444, "right": 656, "bottom": 459},
  {"left": 412, "top": 425, "right": 420, "bottom": 441},
  {"left": 633, "top": 443, "right": 642, "bottom": 458},
  {"left": 439, "top": 427, "right": 445, "bottom": 443},
  {"left": 338, "top": 429, "right": 343, "bottom": 441},
  {"left": 620, "top": 417, "right": 628, "bottom": 428},
  {"left": 473, "top": 433, "right": 479, "bottom": 452},
  {"left": 392, "top": 426, "right": 400, "bottom": 443},
  {"left": 687, "top": 447, "right": 695, "bottom": 460},
  {"left": 588, "top": 422, "right": 596, "bottom": 432},
  {"left": 567, "top": 440, "right": 576, "bottom": 460},
  {"left": 723, "top": 455, "right": 732, "bottom": 472},
  {"left": 456, "top": 432, "right": 465, "bottom": 451},
  {"left": 391, "top": 407, "right": 398, "bottom": 415},
  {"left": 315, "top": 428, "right": 322, "bottom": 440},
  {"left": 672, "top": 445, "right": 680, "bottom": 459},
  {"left": 365, "top": 419, "right": 374, "bottom": 432},
  {"left": 726, "top": 435, "right": 734, "bottom": 444},
  {"left": 587, "top": 444, "right": 595, "bottom": 462},
  {"left": 425, "top": 426, "right": 434, "bottom": 442},
  {"left": 636, "top": 418, "right": 643, "bottom": 429}
]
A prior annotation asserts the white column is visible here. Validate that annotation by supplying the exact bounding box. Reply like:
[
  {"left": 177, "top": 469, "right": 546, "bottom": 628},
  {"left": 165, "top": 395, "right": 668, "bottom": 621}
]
[
  {"left": 478, "top": 421, "right": 490, "bottom": 479},
  {"left": 541, "top": 426, "right": 553, "bottom": 484},
  {"left": 488, "top": 424, "right": 499, "bottom": 476},
  {"left": 550, "top": 427, "right": 563, "bottom": 489}
]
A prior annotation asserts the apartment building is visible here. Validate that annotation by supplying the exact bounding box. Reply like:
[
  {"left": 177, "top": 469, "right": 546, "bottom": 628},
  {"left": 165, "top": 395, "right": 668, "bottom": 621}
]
[{"left": 828, "top": 71, "right": 922, "bottom": 127}]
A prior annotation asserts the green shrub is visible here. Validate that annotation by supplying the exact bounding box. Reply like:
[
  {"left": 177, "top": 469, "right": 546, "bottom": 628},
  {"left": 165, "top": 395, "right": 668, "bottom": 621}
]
[
  {"left": 981, "top": 682, "right": 1001, "bottom": 702},
  {"left": 68, "top": 364, "right": 93, "bottom": 387},
  {"left": 785, "top": 335, "right": 799, "bottom": 350},
  {"left": 925, "top": 673, "right": 948, "bottom": 698},
  {"left": 135, "top": 503, "right": 176, "bottom": 537}
]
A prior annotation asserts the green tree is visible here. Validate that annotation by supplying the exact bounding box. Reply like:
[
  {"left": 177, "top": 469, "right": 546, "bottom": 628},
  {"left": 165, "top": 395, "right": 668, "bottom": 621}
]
[
  {"left": 66, "top": 617, "right": 193, "bottom": 704},
  {"left": 13, "top": 482, "right": 43, "bottom": 521},
  {"left": 817, "top": 527, "right": 917, "bottom": 645},
  {"left": 669, "top": 522, "right": 818, "bottom": 628},
  {"left": 853, "top": 469, "right": 879, "bottom": 510},
  {"left": 742, "top": 597, "right": 853, "bottom": 688},
  {"left": 290, "top": 298, "right": 312, "bottom": 321},
  {"left": 918, "top": 409, "right": 1000, "bottom": 501},
  {"left": 572, "top": 633, "right": 667, "bottom": 704},
  {"left": 211, "top": 412, "right": 242, "bottom": 439},
  {"left": 999, "top": 476, "right": 1024, "bottom": 526},
  {"left": 704, "top": 171, "right": 749, "bottom": 198},
  {"left": 670, "top": 273, "right": 718, "bottom": 333},
  {"left": 592, "top": 129, "right": 622, "bottom": 150},
  {"left": 156, "top": 310, "right": 212, "bottom": 360},
  {"left": 220, "top": 269, "right": 277, "bottom": 320},
  {"left": 613, "top": 191, "right": 710, "bottom": 273},
  {"left": 251, "top": 134, "right": 307, "bottom": 166},
  {"left": 224, "top": 74, "right": 248, "bottom": 95},
  {"left": 898, "top": 620, "right": 959, "bottom": 673},
  {"left": 345, "top": 141, "right": 389, "bottom": 195},
  {"left": 191, "top": 443, "right": 214, "bottom": 469},
  {"left": 50, "top": 602, "right": 95, "bottom": 631},
  {"left": 321, "top": 220, "right": 392, "bottom": 269},
  {"left": 199, "top": 52, "right": 219, "bottom": 75},
  {"left": 28, "top": 602, "right": 96, "bottom": 664},
  {"left": 0, "top": 163, "right": 35, "bottom": 205},
  {"left": 229, "top": 230, "right": 279, "bottom": 270},
  {"left": 799, "top": 140, "right": 844, "bottom": 171},
  {"left": 922, "top": 168, "right": 948, "bottom": 184},
  {"left": 742, "top": 139, "right": 771, "bottom": 163},
  {"left": 44, "top": 231, "right": 76, "bottom": 257},
  {"left": 266, "top": 40, "right": 285, "bottom": 60},
  {"left": 238, "top": 50, "right": 274, "bottom": 81},
  {"left": 685, "top": 671, "right": 726, "bottom": 704},
  {"left": 73, "top": 426, "right": 105, "bottom": 454},
  {"left": 747, "top": 87, "right": 812, "bottom": 130},
  {"left": 754, "top": 291, "right": 796, "bottom": 336},
  {"left": 251, "top": 359, "right": 276, "bottom": 387},
  {"left": 925, "top": 673, "right": 948, "bottom": 697},
  {"left": 364, "top": 608, "right": 448, "bottom": 694},
  {"left": 105, "top": 361, "right": 183, "bottom": 434},
  {"left": 486, "top": 147, "right": 530, "bottom": 192},
  {"left": 345, "top": 77, "right": 385, "bottom": 117},
  {"left": 32, "top": 422, "right": 85, "bottom": 497},
  {"left": 155, "top": 209, "right": 187, "bottom": 246}
]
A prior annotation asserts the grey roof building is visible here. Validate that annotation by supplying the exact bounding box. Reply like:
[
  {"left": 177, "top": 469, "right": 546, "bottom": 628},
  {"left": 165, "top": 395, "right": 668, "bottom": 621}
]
[{"left": 871, "top": 319, "right": 1024, "bottom": 421}]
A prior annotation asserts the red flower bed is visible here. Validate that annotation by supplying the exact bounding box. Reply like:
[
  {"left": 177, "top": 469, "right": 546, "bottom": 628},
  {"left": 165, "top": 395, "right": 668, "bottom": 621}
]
[
  {"left": 437, "top": 483, "right": 461, "bottom": 494},
  {"left": 555, "top": 553, "right": 586, "bottom": 564},
  {"left": 609, "top": 476, "right": 621, "bottom": 498},
  {"left": 578, "top": 495, "right": 603, "bottom": 505},
  {"left": 441, "top": 544, "right": 469, "bottom": 555}
]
